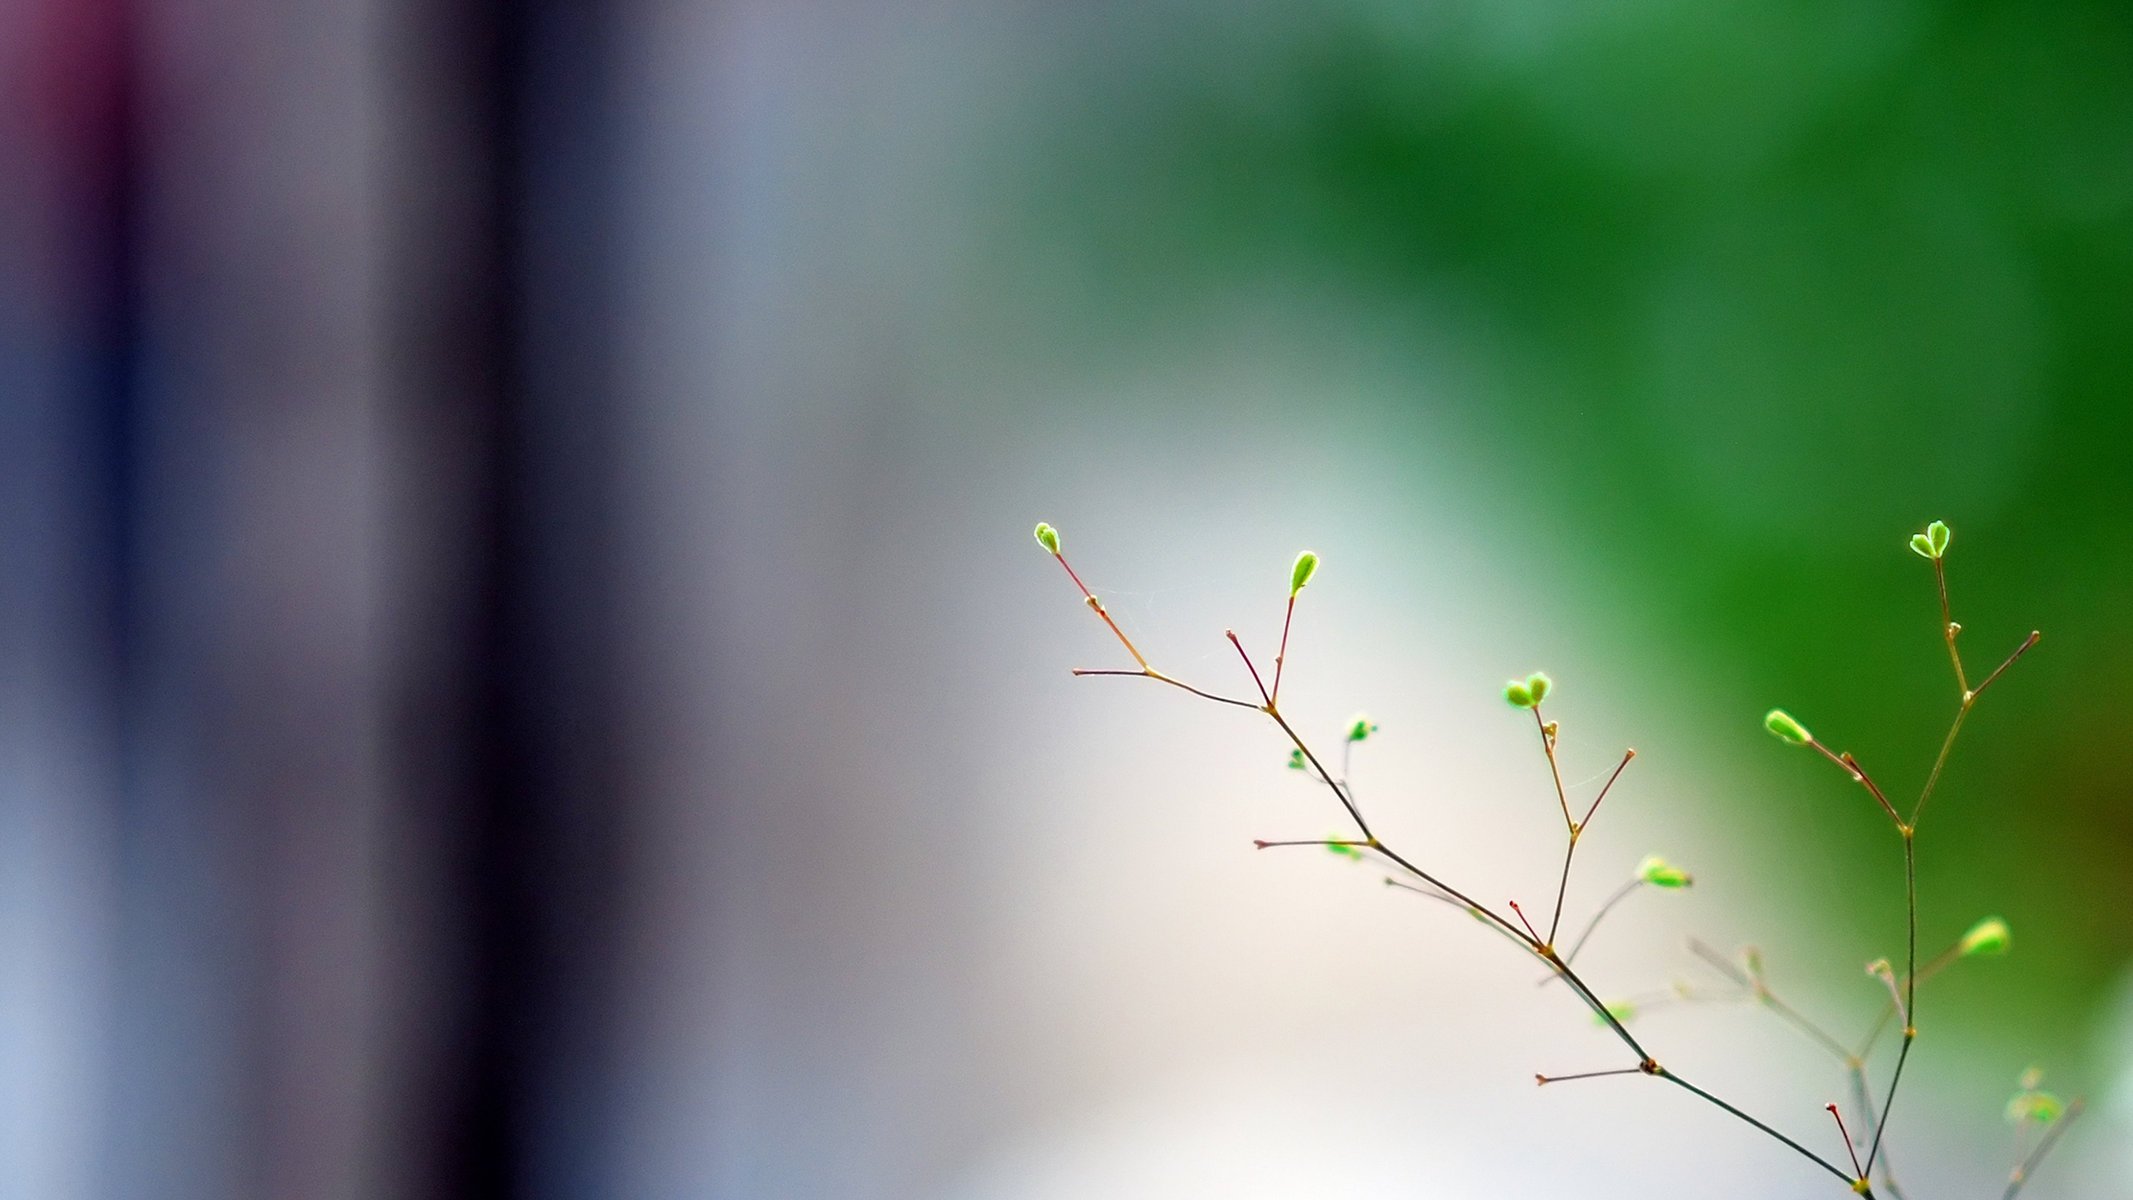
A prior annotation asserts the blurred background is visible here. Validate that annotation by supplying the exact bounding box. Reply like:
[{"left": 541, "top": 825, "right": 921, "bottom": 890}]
[{"left": 2, "top": 1, "right": 2129, "bottom": 1197}]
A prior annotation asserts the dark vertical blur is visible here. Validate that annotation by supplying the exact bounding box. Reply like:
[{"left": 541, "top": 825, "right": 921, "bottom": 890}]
[{"left": 2, "top": 1, "right": 626, "bottom": 1196}]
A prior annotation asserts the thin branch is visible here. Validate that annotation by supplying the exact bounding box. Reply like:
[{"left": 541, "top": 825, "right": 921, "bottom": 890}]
[
  {"left": 1934, "top": 557, "right": 1967, "bottom": 694},
  {"left": 1509, "top": 899, "right": 1544, "bottom": 944},
  {"left": 1971, "top": 631, "right": 2041, "bottom": 701},
  {"left": 1656, "top": 1069, "right": 1860, "bottom": 1188},
  {"left": 1253, "top": 838, "right": 1369, "bottom": 851},
  {"left": 1579, "top": 748, "right": 1637, "bottom": 829},
  {"left": 1537, "top": 1067, "right": 1644, "bottom": 1086},
  {"left": 1827, "top": 1104, "right": 1867, "bottom": 1183},
  {"left": 1071, "top": 667, "right": 1263, "bottom": 710},
  {"left": 1864, "top": 832, "right": 1917, "bottom": 1177},
  {"left": 1546, "top": 835, "right": 1577, "bottom": 947},
  {"left": 1224, "top": 630, "right": 1272, "bottom": 707},
  {"left": 2003, "top": 1100, "right": 2084, "bottom": 1200},
  {"left": 1909, "top": 704, "right": 1971, "bottom": 831},
  {"left": 1270, "top": 595, "right": 1297, "bottom": 706},
  {"left": 1052, "top": 551, "right": 1148, "bottom": 668},
  {"left": 1534, "top": 707, "right": 1574, "bottom": 830}
]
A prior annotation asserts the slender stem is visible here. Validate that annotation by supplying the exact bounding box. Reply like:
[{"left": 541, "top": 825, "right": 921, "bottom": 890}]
[
  {"left": 1225, "top": 630, "right": 1272, "bottom": 707},
  {"left": 1910, "top": 704, "right": 1971, "bottom": 831},
  {"left": 1534, "top": 707, "right": 1574, "bottom": 830},
  {"left": 2003, "top": 1100, "right": 2084, "bottom": 1200},
  {"left": 1864, "top": 833, "right": 1916, "bottom": 1177},
  {"left": 1536, "top": 1067, "right": 1644, "bottom": 1086},
  {"left": 1807, "top": 739, "right": 1907, "bottom": 831},
  {"left": 1579, "top": 748, "right": 1637, "bottom": 829},
  {"left": 1271, "top": 595, "right": 1296, "bottom": 706},
  {"left": 1053, "top": 552, "right": 1148, "bottom": 668},
  {"left": 1657, "top": 1069, "right": 1861, "bottom": 1188},
  {"left": 1972, "top": 631, "right": 2040, "bottom": 701},
  {"left": 1546, "top": 833, "right": 1577, "bottom": 947},
  {"left": 1253, "top": 838, "right": 1369, "bottom": 850},
  {"left": 1265, "top": 708, "right": 1374, "bottom": 842},
  {"left": 1934, "top": 557, "right": 1967, "bottom": 693}
]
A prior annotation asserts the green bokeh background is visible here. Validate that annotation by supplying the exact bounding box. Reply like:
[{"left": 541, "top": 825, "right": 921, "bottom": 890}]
[{"left": 971, "top": 0, "right": 2130, "bottom": 1084}]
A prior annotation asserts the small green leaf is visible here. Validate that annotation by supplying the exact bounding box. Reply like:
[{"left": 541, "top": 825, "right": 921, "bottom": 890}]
[
  {"left": 1764, "top": 709, "right": 1812, "bottom": 746},
  {"left": 1327, "top": 840, "right": 1364, "bottom": 861},
  {"left": 1594, "top": 1001, "right": 1637, "bottom": 1027},
  {"left": 1909, "top": 533, "right": 1935, "bottom": 559},
  {"left": 1504, "top": 680, "right": 1535, "bottom": 709},
  {"left": 1345, "top": 713, "right": 1378, "bottom": 743},
  {"left": 1033, "top": 522, "right": 1061, "bottom": 556},
  {"left": 1636, "top": 855, "right": 1693, "bottom": 889},
  {"left": 1286, "top": 748, "right": 1306, "bottom": 771},
  {"left": 1960, "top": 915, "right": 2011, "bottom": 957},
  {"left": 1289, "top": 550, "right": 1319, "bottom": 596},
  {"left": 1926, "top": 519, "right": 1950, "bottom": 558},
  {"left": 1525, "top": 672, "right": 1552, "bottom": 705}
]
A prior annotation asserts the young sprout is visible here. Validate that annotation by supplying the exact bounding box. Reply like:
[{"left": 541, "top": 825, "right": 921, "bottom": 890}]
[
  {"left": 1504, "top": 672, "right": 1552, "bottom": 709},
  {"left": 1346, "top": 713, "right": 1379, "bottom": 742},
  {"left": 1636, "top": 855, "right": 1694, "bottom": 889},
  {"left": 1764, "top": 709, "right": 1813, "bottom": 746},
  {"left": 1034, "top": 521, "right": 1061, "bottom": 556},
  {"left": 1960, "top": 916, "right": 2012, "bottom": 957},
  {"left": 1286, "top": 748, "right": 1307, "bottom": 771},
  {"left": 1908, "top": 519, "right": 1952, "bottom": 561},
  {"left": 1290, "top": 550, "right": 1320, "bottom": 596}
]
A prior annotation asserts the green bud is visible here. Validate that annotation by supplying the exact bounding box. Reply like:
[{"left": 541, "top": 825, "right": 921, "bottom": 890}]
[
  {"left": 1865, "top": 957, "right": 1895, "bottom": 981},
  {"left": 1033, "top": 522, "right": 1061, "bottom": 556},
  {"left": 1345, "top": 713, "right": 1378, "bottom": 743},
  {"left": 1525, "top": 672, "right": 1552, "bottom": 705},
  {"left": 1504, "top": 680, "right": 1535, "bottom": 709},
  {"left": 1289, "top": 550, "right": 1320, "bottom": 596},
  {"left": 1927, "top": 519, "right": 1950, "bottom": 558},
  {"left": 1764, "top": 708, "right": 1812, "bottom": 746},
  {"left": 1286, "top": 748, "right": 1306, "bottom": 771},
  {"left": 2006, "top": 1088, "right": 2066, "bottom": 1126},
  {"left": 1636, "top": 855, "right": 1693, "bottom": 889},
  {"left": 1960, "top": 915, "right": 2011, "bottom": 957},
  {"left": 1594, "top": 1001, "right": 1637, "bottom": 1027}
]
